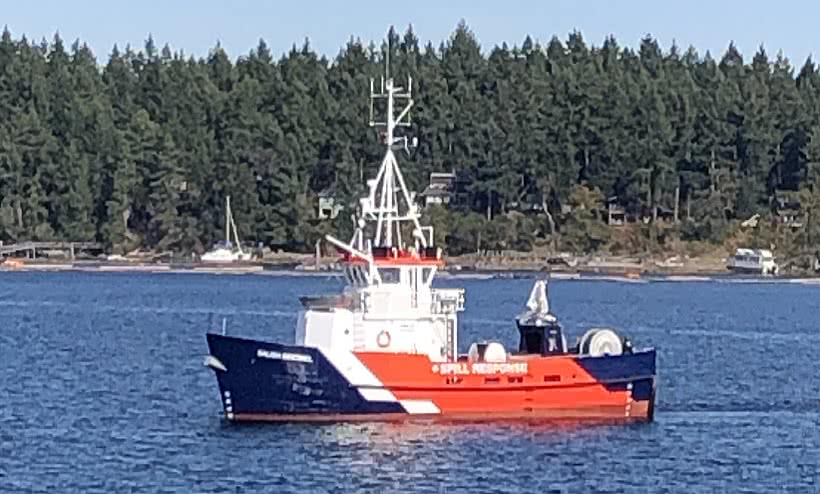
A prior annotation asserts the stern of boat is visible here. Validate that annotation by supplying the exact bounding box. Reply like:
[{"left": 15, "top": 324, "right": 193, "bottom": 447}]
[{"left": 575, "top": 347, "right": 657, "bottom": 421}]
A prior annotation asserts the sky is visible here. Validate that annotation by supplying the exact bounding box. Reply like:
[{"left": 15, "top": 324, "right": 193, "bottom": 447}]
[{"left": 2, "top": 0, "right": 817, "bottom": 66}]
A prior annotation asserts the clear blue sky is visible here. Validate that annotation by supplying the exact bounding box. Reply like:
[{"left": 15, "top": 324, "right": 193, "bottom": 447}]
[{"left": 3, "top": 0, "right": 816, "bottom": 66}]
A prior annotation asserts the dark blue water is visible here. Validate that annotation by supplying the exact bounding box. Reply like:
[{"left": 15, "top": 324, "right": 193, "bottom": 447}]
[{"left": 1, "top": 272, "right": 819, "bottom": 493}]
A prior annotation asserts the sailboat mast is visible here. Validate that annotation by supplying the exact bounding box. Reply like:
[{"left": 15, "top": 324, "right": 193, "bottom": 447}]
[
  {"left": 225, "top": 196, "right": 231, "bottom": 244},
  {"left": 230, "top": 212, "right": 243, "bottom": 255}
]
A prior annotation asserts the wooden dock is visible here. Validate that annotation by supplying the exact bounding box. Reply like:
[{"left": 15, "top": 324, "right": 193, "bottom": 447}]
[{"left": 0, "top": 241, "right": 104, "bottom": 260}]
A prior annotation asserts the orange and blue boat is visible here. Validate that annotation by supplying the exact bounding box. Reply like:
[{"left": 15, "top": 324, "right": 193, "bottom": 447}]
[{"left": 204, "top": 70, "right": 657, "bottom": 424}]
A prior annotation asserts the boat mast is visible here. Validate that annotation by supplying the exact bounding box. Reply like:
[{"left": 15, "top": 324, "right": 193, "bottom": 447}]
[
  {"left": 325, "top": 33, "right": 433, "bottom": 266},
  {"left": 225, "top": 196, "right": 231, "bottom": 245},
  {"left": 229, "top": 209, "right": 243, "bottom": 255},
  {"left": 225, "top": 195, "right": 245, "bottom": 255},
  {"left": 366, "top": 46, "right": 426, "bottom": 250}
]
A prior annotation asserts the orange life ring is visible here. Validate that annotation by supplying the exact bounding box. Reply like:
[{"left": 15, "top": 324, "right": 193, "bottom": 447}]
[{"left": 376, "top": 330, "right": 391, "bottom": 348}]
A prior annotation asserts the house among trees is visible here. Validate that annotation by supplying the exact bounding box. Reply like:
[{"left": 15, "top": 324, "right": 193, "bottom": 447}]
[
  {"left": 607, "top": 197, "right": 638, "bottom": 226},
  {"left": 647, "top": 206, "right": 676, "bottom": 224},
  {"left": 417, "top": 171, "right": 469, "bottom": 208},
  {"left": 317, "top": 186, "right": 342, "bottom": 220},
  {"left": 773, "top": 191, "right": 803, "bottom": 228},
  {"left": 508, "top": 191, "right": 545, "bottom": 215}
]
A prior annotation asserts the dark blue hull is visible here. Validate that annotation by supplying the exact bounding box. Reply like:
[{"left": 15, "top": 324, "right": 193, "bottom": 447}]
[{"left": 205, "top": 333, "right": 404, "bottom": 421}]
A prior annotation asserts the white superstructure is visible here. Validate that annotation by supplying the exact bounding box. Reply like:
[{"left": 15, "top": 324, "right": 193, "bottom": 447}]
[{"left": 295, "top": 68, "right": 465, "bottom": 363}]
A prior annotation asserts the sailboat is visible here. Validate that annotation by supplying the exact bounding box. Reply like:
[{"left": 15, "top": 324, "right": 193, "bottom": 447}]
[{"left": 200, "top": 196, "right": 253, "bottom": 263}]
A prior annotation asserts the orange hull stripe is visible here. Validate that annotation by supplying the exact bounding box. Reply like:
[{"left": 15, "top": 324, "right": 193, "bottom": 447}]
[{"left": 354, "top": 352, "right": 648, "bottom": 416}]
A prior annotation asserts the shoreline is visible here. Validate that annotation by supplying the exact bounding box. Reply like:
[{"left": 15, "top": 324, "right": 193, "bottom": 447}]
[{"left": 2, "top": 258, "right": 819, "bottom": 283}]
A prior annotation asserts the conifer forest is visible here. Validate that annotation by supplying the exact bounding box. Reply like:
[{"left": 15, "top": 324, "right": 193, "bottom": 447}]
[{"left": 1, "top": 23, "right": 820, "bottom": 260}]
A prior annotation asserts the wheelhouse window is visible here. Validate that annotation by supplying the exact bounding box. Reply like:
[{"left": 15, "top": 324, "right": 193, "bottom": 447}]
[
  {"left": 345, "top": 266, "right": 368, "bottom": 285},
  {"left": 422, "top": 267, "right": 434, "bottom": 285},
  {"left": 379, "top": 267, "right": 401, "bottom": 284}
]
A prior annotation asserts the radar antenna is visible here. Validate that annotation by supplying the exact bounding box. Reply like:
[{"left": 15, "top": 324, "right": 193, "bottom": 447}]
[
  {"left": 362, "top": 32, "right": 425, "bottom": 249},
  {"left": 326, "top": 30, "right": 431, "bottom": 270}
]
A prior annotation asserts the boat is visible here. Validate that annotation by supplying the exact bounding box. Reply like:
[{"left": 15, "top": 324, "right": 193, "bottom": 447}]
[
  {"left": 200, "top": 196, "right": 253, "bottom": 263},
  {"left": 726, "top": 248, "right": 778, "bottom": 276},
  {"left": 203, "top": 67, "right": 657, "bottom": 423}
]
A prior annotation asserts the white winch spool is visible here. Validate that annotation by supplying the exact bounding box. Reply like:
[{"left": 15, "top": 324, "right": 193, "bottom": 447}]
[
  {"left": 467, "top": 341, "right": 508, "bottom": 362},
  {"left": 579, "top": 328, "right": 623, "bottom": 357},
  {"left": 483, "top": 342, "right": 507, "bottom": 363}
]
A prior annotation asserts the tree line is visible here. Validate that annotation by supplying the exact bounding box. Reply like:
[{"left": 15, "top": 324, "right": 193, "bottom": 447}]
[{"left": 1, "top": 23, "right": 819, "bottom": 258}]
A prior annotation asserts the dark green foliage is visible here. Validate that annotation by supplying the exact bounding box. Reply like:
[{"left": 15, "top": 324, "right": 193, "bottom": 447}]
[
  {"left": 561, "top": 185, "right": 610, "bottom": 253},
  {"left": 0, "top": 25, "right": 819, "bottom": 255}
]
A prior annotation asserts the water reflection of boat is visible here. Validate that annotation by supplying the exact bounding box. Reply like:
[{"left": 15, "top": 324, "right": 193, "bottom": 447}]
[{"left": 316, "top": 417, "right": 615, "bottom": 448}]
